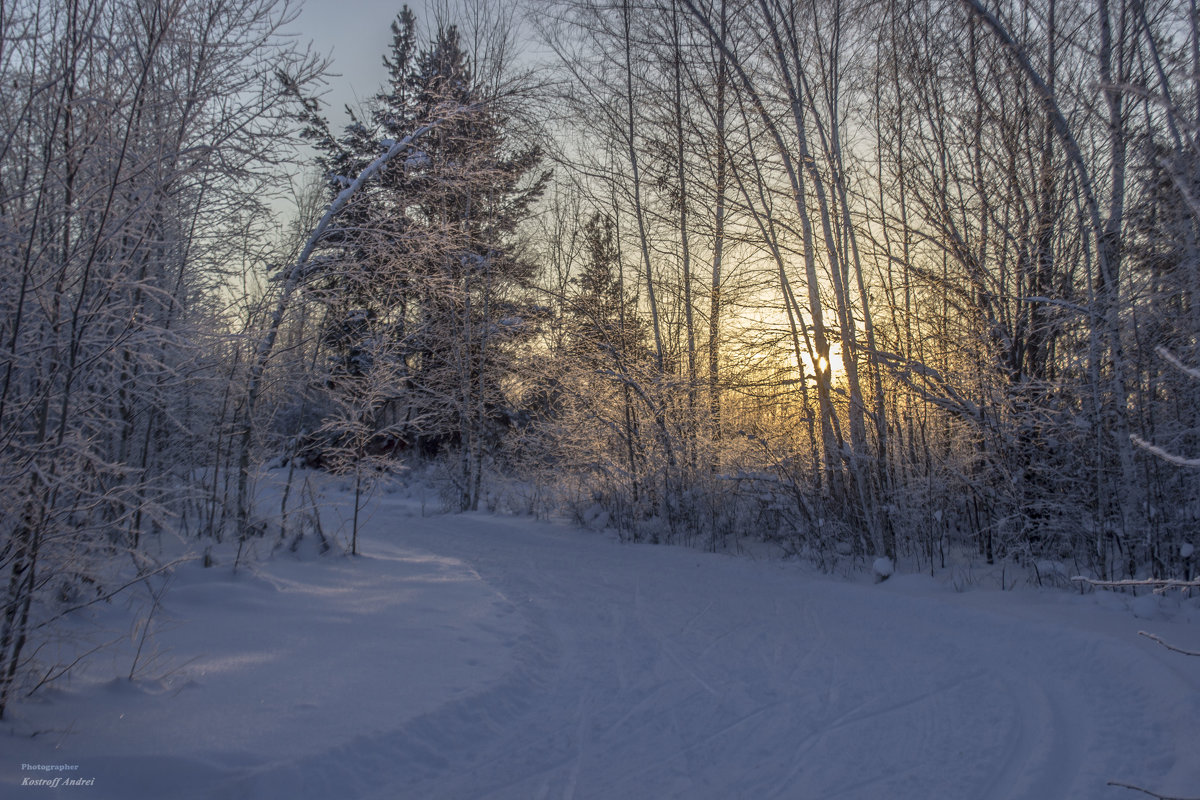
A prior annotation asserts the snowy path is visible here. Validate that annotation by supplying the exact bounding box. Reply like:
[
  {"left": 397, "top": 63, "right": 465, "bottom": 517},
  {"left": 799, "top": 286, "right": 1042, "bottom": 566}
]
[
  {"left": 4, "top": 496, "right": 1199, "bottom": 799},
  {"left": 348, "top": 509, "right": 1199, "bottom": 800}
]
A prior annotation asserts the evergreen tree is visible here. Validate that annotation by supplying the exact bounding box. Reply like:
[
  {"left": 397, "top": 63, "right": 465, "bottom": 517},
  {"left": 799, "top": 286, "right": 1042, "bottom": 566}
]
[
  {"left": 302, "top": 7, "right": 549, "bottom": 509},
  {"left": 566, "top": 211, "right": 645, "bottom": 363}
]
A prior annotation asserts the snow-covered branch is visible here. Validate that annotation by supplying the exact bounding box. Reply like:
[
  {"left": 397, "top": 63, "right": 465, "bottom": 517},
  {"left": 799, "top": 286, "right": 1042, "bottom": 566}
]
[
  {"left": 1137, "top": 632, "right": 1200, "bottom": 658},
  {"left": 1107, "top": 780, "right": 1200, "bottom": 800},
  {"left": 1130, "top": 348, "right": 1200, "bottom": 467},
  {"left": 1070, "top": 576, "right": 1200, "bottom": 592},
  {"left": 1155, "top": 346, "right": 1200, "bottom": 382},
  {"left": 1130, "top": 436, "right": 1200, "bottom": 468},
  {"left": 1017, "top": 296, "right": 1091, "bottom": 315}
]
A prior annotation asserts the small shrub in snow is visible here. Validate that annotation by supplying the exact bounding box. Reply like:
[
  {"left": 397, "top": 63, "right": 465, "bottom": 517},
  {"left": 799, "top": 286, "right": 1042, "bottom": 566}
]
[
  {"left": 581, "top": 504, "right": 610, "bottom": 530},
  {"left": 873, "top": 557, "right": 895, "bottom": 582}
]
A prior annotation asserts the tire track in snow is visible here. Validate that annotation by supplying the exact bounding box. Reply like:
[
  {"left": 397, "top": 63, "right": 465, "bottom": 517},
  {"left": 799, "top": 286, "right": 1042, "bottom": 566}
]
[
  {"left": 982, "top": 676, "right": 1081, "bottom": 800},
  {"left": 191, "top": 507, "right": 1200, "bottom": 799}
]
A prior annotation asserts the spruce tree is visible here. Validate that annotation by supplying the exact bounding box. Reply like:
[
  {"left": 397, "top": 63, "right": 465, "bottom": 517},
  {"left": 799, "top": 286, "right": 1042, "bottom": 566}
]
[{"left": 303, "top": 7, "right": 549, "bottom": 508}]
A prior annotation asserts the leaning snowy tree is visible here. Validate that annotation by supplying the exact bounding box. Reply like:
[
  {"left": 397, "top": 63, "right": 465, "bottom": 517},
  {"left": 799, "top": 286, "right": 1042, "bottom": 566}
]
[{"left": 293, "top": 7, "right": 549, "bottom": 511}]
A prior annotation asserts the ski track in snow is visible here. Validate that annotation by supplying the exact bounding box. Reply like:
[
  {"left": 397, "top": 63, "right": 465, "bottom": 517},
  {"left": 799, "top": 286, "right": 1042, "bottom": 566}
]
[{"left": 3, "top": 493, "right": 1199, "bottom": 800}]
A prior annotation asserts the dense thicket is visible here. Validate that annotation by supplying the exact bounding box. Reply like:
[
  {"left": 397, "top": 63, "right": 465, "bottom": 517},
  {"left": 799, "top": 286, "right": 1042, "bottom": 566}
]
[{"left": 524, "top": 0, "right": 1200, "bottom": 580}]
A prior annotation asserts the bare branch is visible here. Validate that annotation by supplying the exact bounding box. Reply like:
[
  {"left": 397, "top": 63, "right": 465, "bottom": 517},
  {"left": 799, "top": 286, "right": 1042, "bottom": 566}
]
[
  {"left": 1138, "top": 631, "right": 1200, "bottom": 658},
  {"left": 1156, "top": 346, "right": 1200, "bottom": 382},
  {"left": 1107, "top": 780, "right": 1200, "bottom": 800},
  {"left": 1071, "top": 577, "right": 1200, "bottom": 591},
  {"left": 1131, "top": 436, "right": 1200, "bottom": 468}
]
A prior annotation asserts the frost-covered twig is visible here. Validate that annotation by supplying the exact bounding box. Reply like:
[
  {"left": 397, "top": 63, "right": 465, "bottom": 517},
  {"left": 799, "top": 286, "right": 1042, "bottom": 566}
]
[
  {"left": 1131, "top": 436, "right": 1200, "bottom": 468},
  {"left": 1138, "top": 631, "right": 1200, "bottom": 657},
  {"left": 1107, "top": 779, "right": 1200, "bottom": 800},
  {"left": 1155, "top": 346, "right": 1200, "bottom": 382},
  {"left": 1071, "top": 576, "right": 1200, "bottom": 592},
  {"left": 1018, "top": 295, "right": 1091, "bottom": 315},
  {"left": 32, "top": 557, "right": 194, "bottom": 628},
  {"left": 1129, "top": 348, "right": 1200, "bottom": 466},
  {"left": 26, "top": 638, "right": 123, "bottom": 698}
]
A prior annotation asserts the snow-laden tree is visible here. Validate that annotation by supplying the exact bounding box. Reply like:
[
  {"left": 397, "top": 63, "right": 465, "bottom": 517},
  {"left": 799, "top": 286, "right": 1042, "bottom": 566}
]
[{"left": 296, "top": 7, "right": 549, "bottom": 511}]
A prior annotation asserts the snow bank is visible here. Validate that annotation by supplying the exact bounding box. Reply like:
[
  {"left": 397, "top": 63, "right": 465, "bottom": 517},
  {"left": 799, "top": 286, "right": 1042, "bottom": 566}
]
[{"left": 1, "top": 529, "right": 523, "bottom": 799}]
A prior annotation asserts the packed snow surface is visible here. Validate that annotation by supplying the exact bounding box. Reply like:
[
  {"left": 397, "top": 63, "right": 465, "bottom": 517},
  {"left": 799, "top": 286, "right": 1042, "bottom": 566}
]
[{"left": 3, "top": 489, "right": 1199, "bottom": 799}]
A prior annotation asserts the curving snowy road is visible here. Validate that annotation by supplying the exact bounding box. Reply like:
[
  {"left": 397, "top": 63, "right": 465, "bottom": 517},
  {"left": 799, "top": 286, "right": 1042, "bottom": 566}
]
[
  {"left": 240, "top": 501, "right": 1199, "bottom": 800},
  {"left": 4, "top": 492, "right": 1199, "bottom": 800}
]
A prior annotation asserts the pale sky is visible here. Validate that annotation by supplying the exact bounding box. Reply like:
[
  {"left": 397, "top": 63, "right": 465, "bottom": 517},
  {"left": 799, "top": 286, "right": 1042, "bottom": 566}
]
[{"left": 288, "top": 0, "right": 437, "bottom": 128}]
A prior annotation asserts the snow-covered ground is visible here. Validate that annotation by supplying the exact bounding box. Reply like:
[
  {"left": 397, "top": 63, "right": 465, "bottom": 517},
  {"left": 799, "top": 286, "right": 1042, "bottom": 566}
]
[{"left": 3, "top": 482, "right": 1199, "bottom": 799}]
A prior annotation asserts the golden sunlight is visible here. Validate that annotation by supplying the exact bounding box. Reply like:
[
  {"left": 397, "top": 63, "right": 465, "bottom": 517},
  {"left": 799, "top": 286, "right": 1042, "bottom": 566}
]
[{"left": 809, "top": 343, "right": 843, "bottom": 383}]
